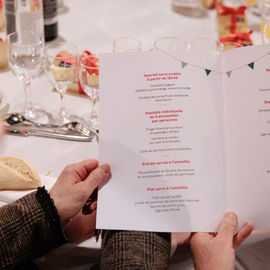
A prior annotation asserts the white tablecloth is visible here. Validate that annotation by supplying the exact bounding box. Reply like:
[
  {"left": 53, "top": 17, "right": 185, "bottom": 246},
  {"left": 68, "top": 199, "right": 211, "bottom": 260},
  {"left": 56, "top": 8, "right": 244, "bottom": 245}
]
[{"left": 0, "top": 0, "right": 269, "bottom": 269}]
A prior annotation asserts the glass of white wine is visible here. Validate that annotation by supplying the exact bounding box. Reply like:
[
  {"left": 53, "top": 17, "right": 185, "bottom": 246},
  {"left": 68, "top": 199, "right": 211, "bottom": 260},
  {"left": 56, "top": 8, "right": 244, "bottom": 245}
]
[{"left": 5, "top": 31, "right": 46, "bottom": 120}]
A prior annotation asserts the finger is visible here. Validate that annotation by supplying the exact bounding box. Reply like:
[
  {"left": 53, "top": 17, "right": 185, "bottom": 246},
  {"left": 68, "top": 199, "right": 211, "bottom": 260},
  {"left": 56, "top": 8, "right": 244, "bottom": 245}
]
[
  {"left": 90, "top": 201, "right": 97, "bottom": 211},
  {"left": 84, "top": 163, "right": 111, "bottom": 195},
  {"left": 82, "top": 194, "right": 97, "bottom": 215},
  {"left": 209, "top": 232, "right": 218, "bottom": 237},
  {"left": 217, "top": 212, "right": 238, "bottom": 244},
  {"left": 82, "top": 199, "right": 94, "bottom": 215},
  {"left": 190, "top": 232, "right": 213, "bottom": 245},
  {"left": 233, "top": 222, "right": 254, "bottom": 248},
  {"left": 73, "top": 159, "right": 99, "bottom": 181}
]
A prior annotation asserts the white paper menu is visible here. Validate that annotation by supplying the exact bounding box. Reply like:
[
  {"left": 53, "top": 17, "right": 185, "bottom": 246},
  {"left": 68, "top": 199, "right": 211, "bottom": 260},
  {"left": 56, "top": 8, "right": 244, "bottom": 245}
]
[{"left": 96, "top": 45, "right": 270, "bottom": 232}]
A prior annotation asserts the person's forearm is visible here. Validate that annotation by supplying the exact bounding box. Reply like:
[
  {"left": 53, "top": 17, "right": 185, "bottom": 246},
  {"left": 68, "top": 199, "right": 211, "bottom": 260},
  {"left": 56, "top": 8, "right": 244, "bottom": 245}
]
[
  {"left": 100, "top": 231, "right": 171, "bottom": 270},
  {"left": 0, "top": 187, "right": 67, "bottom": 269}
]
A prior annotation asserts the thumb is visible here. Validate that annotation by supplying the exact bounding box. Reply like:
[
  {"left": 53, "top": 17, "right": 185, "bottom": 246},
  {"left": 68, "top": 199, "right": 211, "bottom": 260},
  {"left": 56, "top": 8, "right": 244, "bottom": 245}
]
[
  {"left": 217, "top": 212, "right": 238, "bottom": 245},
  {"left": 83, "top": 163, "right": 111, "bottom": 194}
]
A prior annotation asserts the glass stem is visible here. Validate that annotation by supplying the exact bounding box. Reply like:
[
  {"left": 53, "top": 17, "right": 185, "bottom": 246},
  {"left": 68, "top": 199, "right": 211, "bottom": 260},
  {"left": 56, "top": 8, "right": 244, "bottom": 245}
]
[
  {"left": 91, "top": 99, "right": 98, "bottom": 119},
  {"left": 59, "top": 90, "right": 66, "bottom": 118},
  {"left": 23, "top": 79, "right": 33, "bottom": 116}
]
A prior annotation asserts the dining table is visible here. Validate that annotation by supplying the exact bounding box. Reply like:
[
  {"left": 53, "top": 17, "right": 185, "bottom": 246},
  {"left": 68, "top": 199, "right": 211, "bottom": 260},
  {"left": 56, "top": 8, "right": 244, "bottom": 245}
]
[{"left": 0, "top": 0, "right": 269, "bottom": 269}]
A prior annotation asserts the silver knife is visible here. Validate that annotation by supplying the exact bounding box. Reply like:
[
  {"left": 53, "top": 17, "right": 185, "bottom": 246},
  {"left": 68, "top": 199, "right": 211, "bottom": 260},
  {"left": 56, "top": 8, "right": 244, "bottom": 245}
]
[{"left": 6, "top": 128, "right": 93, "bottom": 142}]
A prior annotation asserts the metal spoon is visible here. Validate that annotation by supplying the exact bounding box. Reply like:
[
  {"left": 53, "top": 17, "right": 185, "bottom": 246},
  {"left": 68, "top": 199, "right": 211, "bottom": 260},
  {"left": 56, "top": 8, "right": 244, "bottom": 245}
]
[
  {"left": 4, "top": 112, "right": 98, "bottom": 140},
  {"left": 5, "top": 113, "right": 52, "bottom": 127}
]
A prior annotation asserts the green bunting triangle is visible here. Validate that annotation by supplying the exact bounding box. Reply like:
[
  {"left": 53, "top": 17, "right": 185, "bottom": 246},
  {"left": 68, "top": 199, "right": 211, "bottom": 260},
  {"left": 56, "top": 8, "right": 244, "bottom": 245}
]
[
  {"left": 248, "top": 62, "right": 254, "bottom": 69},
  {"left": 205, "top": 69, "right": 212, "bottom": 76},
  {"left": 181, "top": 61, "right": 188, "bottom": 68},
  {"left": 226, "top": 71, "right": 232, "bottom": 78}
]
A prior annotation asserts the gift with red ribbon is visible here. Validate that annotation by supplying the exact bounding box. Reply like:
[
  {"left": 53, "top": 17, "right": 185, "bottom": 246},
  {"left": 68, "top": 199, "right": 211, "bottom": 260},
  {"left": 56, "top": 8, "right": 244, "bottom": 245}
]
[
  {"left": 0, "top": 0, "right": 5, "bottom": 31},
  {"left": 219, "top": 30, "right": 253, "bottom": 45},
  {"left": 0, "top": 38, "right": 7, "bottom": 69},
  {"left": 67, "top": 50, "right": 99, "bottom": 95},
  {"left": 217, "top": 4, "right": 249, "bottom": 37}
]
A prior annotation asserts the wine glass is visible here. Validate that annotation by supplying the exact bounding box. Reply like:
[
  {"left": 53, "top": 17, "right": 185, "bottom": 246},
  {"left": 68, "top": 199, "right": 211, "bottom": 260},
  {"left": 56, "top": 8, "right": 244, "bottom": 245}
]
[
  {"left": 79, "top": 54, "right": 99, "bottom": 131},
  {"left": 154, "top": 37, "right": 188, "bottom": 52},
  {"left": 221, "top": 42, "right": 243, "bottom": 51},
  {"left": 113, "top": 37, "right": 142, "bottom": 52},
  {"left": 189, "top": 37, "right": 224, "bottom": 51},
  {"left": 44, "top": 42, "right": 78, "bottom": 125},
  {"left": 5, "top": 31, "right": 46, "bottom": 120}
]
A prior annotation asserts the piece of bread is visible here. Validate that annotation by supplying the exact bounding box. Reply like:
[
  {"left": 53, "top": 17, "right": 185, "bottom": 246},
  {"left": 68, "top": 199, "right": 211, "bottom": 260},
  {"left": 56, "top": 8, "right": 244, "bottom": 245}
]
[{"left": 0, "top": 156, "right": 41, "bottom": 190}]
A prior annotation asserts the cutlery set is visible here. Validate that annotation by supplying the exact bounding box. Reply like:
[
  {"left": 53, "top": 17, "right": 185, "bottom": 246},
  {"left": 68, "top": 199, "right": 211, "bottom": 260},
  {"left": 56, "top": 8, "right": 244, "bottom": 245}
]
[{"left": 3, "top": 113, "right": 97, "bottom": 142}]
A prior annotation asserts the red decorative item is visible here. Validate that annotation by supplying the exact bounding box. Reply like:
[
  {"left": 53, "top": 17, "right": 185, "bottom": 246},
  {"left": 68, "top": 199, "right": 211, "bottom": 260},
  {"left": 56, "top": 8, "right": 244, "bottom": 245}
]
[
  {"left": 218, "top": 4, "right": 247, "bottom": 33},
  {"left": 67, "top": 50, "right": 99, "bottom": 95},
  {"left": 220, "top": 30, "right": 253, "bottom": 45}
]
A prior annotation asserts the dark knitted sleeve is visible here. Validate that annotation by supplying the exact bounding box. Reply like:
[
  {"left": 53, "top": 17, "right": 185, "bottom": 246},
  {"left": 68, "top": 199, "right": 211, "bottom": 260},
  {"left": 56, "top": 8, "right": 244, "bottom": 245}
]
[
  {"left": 100, "top": 231, "right": 171, "bottom": 270},
  {"left": 0, "top": 186, "right": 67, "bottom": 270}
]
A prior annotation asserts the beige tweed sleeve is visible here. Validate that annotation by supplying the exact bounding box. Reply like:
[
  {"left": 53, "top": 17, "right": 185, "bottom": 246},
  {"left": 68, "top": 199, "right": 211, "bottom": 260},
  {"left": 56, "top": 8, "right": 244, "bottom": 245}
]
[
  {"left": 0, "top": 187, "right": 67, "bottom": 270},
  {"left": 100, "top": 230, "right": 171, "bottom": 270}
]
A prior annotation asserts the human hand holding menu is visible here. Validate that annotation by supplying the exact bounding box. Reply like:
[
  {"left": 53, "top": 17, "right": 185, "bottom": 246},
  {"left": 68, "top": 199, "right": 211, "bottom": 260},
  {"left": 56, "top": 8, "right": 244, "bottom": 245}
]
[{"left": 96, "top": 45, "right": 270, "bottom": 232}]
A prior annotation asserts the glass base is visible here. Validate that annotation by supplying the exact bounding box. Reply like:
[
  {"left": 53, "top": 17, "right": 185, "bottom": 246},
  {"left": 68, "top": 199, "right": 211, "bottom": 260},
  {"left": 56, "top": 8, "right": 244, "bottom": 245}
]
[
  {"left": 12, "top": 103, "right": 53, "bottom": 124},
  {"left": 82, "top": 114, "right": 99, "bottom": 133},
  {"left": 50, "top": 109, "right": 82, "bottom": 126}
]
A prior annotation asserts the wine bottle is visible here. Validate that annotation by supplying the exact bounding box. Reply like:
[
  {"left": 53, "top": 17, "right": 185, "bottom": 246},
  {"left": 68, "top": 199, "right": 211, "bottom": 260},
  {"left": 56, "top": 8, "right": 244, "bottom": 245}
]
[
  {"left": 5, "top": 0, "right": 44, "bottom": 37},
  {"left": 43, "top": 0, "right": 57, "bottom": 42}
]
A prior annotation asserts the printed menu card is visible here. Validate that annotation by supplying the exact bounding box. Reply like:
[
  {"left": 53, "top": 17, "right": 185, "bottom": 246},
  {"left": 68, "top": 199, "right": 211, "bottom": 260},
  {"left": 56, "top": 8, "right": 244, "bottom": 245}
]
[{"left": 97, "top": 45, "right": 270, "bottom": 232}]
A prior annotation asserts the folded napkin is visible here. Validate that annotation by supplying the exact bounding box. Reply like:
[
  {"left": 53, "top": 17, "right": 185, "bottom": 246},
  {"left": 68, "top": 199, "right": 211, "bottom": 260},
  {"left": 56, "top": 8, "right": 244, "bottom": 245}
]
[{"left": 0, "top": 175, "right": 56, "bottom": 204}]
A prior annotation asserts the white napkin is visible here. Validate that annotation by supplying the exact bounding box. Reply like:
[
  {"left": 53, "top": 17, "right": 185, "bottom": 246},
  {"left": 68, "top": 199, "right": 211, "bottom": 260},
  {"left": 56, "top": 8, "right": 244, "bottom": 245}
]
[{"left": 0, "top": 175, "right": 56, "bottom": 204}]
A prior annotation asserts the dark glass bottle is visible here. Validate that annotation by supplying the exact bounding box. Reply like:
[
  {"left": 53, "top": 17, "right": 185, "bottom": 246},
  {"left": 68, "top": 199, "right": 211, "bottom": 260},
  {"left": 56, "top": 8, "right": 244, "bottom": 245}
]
[{"left": 43, "top": 0, "right": 58, "bottom": 42}]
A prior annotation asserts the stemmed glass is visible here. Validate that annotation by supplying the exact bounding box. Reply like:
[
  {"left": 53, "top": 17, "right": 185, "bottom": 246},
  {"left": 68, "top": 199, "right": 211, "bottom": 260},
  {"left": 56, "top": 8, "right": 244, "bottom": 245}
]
[
  {"left": 189, "top": 38, "right": 224, "bottom": 51},
  {"left": 5, "top": 31, "right": 45, "bottom": 120},
  {"left": 113, "top": 37, "right": 142, "bottom": 52},
  {"left": 79, "top": 54, "right": 99, "bottom": 131},
  {"left": 44, "top": 42, "right": 78, "bottom": 125},
  {"left": 221, "top": 42, "right": 243, "bottom": 51},
  {"left": 154, "top": 37, "right": 188, "bottom": 52}
]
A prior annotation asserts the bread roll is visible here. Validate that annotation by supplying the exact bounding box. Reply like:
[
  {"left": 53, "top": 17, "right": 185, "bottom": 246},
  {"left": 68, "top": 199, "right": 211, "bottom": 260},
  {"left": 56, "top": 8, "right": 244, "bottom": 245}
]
[{"left": 0, "top": 156, "right": 41, "bottom": 190}]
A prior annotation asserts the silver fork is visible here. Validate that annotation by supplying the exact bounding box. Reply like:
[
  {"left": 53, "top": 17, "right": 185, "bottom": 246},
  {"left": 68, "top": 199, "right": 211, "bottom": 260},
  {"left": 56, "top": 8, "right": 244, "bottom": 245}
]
[
  {"left": 63, "top": 122, "right": 99, "bottom": 142},
  {"left": 4, "top": 113, "right": 98, "bottom": 140},
  {"left": 72, "top": 122, "right": 99, "bottom": 142}
]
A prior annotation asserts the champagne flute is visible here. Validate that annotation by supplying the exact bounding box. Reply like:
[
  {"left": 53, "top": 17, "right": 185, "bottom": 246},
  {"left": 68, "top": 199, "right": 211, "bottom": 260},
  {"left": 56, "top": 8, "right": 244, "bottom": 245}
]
[
  {"left": 79, "top": 54, "right": 99, "bottom": 131},
  {"left": 44, "top": 42, "right": 78, "bottom": 125},
  {"left": 5, "top": 31, "right": 46, "bottom": 120}
]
